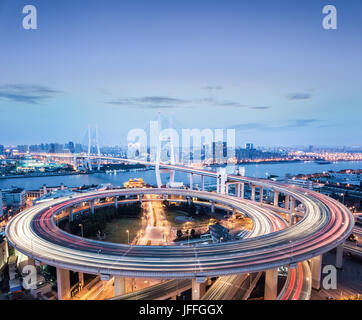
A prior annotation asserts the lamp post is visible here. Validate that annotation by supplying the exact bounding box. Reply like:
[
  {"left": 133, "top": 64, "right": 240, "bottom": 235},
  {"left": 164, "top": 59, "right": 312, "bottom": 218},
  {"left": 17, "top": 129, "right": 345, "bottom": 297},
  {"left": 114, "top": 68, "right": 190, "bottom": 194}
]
[
  {"left": 126, "top": 230, "right": 129, "bottom": 244},
  {"left": 78, "top": 224, "right": 83, "bottom": 238}
]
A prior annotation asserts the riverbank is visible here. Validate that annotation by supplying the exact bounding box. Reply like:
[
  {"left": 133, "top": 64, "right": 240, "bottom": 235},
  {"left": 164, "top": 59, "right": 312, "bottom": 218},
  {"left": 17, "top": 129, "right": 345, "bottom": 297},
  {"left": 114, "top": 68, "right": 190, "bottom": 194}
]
[
  {"left": 0, "top": 167, "right": 150, "bottom": 180},
  {"left": 208, "top": 159, "right": 302, "bottom": 167},
  {"left": 0, "top": 160, "right": 360, "bottom": 191},
  {"left": 0, "top": 171, "right": 93, "bottom": 179},
  {"left": 210, "top": 159, "right": 362, "bottom": 167}
]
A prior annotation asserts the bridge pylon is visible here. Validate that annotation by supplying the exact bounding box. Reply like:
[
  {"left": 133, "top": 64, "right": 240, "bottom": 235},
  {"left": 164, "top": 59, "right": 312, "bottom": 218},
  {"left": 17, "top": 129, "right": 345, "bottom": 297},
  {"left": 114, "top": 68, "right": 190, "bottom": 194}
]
[
  {"left": 86, "top": 124, "right": 102, "bottom": 171},
  {"left": 154, "top": 112, "right": 179, "bottom": 188}
]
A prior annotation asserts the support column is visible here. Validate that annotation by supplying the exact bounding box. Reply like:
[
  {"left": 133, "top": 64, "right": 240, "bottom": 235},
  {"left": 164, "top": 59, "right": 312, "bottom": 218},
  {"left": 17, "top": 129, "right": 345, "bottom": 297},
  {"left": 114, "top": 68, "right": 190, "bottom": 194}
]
[
  {"left": 115, "top": 197, "right": 118, "bottom": 209},
  {"left": 187, "top": 196, "right": 191, "bottom": 206},
  {"left": 210, "top": 200, "right": 215, "bottom": 213},
  {"left": 69, "top": 208, "right": 74, "bottom": 222},
  {"left": 201, "top": 175, "right": 205, "bottom": 191},
  {"left": 2, "top": 239, "right": 9, "bottom": 265},
  {"left": 264, "top": 268, "right": 278, "bottom": 300},
  {"left": 310, "top": 255, "right": 322, "bottom": 290},
  {"left": 235, "top": 183, "right": 240, "bottom": 197},
  {"left": 289, "top": 198, "right": 295, "bottom": 226},
  {"left": 225, "top": 183, "right": 229, "bottom": 195},
  {"left": 216, "top": 168, "right": 227, "bottom": 194},
  {"left": 240, "top": 183, "right": 245, "bottom": 199},
  {"left": 114, "top": 276, "right": 126, "bottom": 297},
  {"left": 192, "top": 278, "right": 207, "bottom": 300},
  {"left": 289, "top": 214, "right": 294, "bottom": 226},
  {"left": 189, "top": 173, "right": 193, "bottom": 190},
  {"left": 27, "top": 257, "right": 35, "bottom": 266},
  {"left": 139, "top": 194, "right": 143, "bottom": 204},
  {"left": 251, "top": 186, "right": 256, "bottom": 201},
  {"left": 336, "top": 243, "right": 344, "bottom": 269},
  {"left": 169, "top": 170, "right": 175, "bottom": 185},
  {"left": 78, "top": 272, "right": 84, "bottom": 288},
  {"left": 236, "top": 183, "right": 245, "bottom": 198},
  {"left": 274, "top": 191, "right": 279, "bottom": 207},
  {"left": 90, "top": 200, "right": 95, "bottom": 215},
  {"left": 290, "top": 198, "right": 295, "bottom": 213},
  {"left": 56, "top": 268, "right": 70, "bottom": 300},
  {"left": 259, "top": 187, "right": 264, "bottom": 203},
  {"left": 285, "top": 195, "right": 290, "bottom": 210}
]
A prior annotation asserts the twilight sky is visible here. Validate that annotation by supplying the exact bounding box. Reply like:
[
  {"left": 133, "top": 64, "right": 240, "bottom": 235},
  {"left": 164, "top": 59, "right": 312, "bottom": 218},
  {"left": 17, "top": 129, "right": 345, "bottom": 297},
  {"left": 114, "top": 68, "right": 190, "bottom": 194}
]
[{"left": 0, "top": 0, "right": 361, "bottom": 147}]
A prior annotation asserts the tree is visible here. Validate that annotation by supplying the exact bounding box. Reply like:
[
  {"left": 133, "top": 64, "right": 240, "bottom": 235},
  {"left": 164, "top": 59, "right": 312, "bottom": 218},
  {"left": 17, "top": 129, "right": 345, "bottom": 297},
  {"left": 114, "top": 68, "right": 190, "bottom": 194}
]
[
  {"left": 176, "top": 229, "right": 183, "bottom": 239},
  {"left": 190, "top": 229, "right": 195, "bottom": 238}
]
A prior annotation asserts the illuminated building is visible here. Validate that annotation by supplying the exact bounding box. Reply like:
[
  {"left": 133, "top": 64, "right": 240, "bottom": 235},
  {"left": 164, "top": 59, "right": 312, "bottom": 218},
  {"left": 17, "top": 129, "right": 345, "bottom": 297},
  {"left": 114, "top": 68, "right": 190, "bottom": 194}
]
[{"left": 123, "top": 178, "right": 146, "bottom": 189}]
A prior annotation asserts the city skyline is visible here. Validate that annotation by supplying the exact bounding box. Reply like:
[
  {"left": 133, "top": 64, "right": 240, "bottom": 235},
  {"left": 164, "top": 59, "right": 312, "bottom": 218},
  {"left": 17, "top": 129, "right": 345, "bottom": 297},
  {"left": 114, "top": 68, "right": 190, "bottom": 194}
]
[
  {"left": 3, "top": 138, "right": 362, "bottom": 152},
  {"left": 0, "top": 0, "right": 361, "bottom": 146}
]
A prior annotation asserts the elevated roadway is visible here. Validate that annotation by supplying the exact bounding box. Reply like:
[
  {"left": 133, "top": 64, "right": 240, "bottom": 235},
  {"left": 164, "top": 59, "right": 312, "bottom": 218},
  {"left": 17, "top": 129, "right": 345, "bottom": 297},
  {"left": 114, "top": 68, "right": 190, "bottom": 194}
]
[
  {"left": 111, "top": 279, "right": 191, "bottom": 300},
  {"left": 6, "top": 183, "right": 354, "bottom": 279}
]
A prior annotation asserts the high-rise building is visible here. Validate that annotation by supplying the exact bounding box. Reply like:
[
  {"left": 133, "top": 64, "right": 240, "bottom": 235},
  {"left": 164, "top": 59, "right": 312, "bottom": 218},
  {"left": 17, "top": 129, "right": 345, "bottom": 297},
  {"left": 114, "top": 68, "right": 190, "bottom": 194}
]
[
  {"left": 49, "top": 143, "right": 64, "bottom": 153},
  {"left": 245, "top": 143, "right": 254, "bottom": 150},
  {"left": 2, "top": 188, "right": 26, "bottom": 208},
  {"left": 223, "top": 142, "right": 227, "bottom": 157},
  {"left": 236, "top": 146, "right": 282, "bottom": 161},
  {"left": 29, "top": 144, "right": 42, "bottom": 152},
  {"left": 201, "top": 144, "right": 206, "bottom": 161},
  {"left": 0, "top": 190, "right": 3, "bottom": 217},
  {"left": 75, "top": 144, "right": 83, "bottom": 153},
  {"left": 0, "top": 145, "right": 4, "bottom": 155},
  {"left": 213, "top": 141, "right": 226, "bottom": 163},
  {"left": 49, "top": 144, "right": 55, "bottom": 153},
  {"left": 17, "top": 145, "right": 29, "bottom": 153},
  {"left": 66, "top": 141, "right": 75, "bottom": 153}
]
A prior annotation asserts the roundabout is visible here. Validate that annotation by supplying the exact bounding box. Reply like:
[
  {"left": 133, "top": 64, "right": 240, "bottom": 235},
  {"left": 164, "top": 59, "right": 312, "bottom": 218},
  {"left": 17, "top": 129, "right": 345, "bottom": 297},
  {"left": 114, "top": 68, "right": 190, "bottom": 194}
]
[{"left": 6, "top": 180, "right": 354, "bottom": 281}]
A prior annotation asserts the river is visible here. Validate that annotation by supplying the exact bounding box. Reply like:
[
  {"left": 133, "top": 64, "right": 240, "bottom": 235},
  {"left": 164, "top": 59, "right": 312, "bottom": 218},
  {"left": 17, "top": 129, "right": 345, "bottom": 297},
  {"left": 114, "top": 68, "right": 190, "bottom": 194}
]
[{"left": 0, "top": 161, "right": 361, "bottom": 191}]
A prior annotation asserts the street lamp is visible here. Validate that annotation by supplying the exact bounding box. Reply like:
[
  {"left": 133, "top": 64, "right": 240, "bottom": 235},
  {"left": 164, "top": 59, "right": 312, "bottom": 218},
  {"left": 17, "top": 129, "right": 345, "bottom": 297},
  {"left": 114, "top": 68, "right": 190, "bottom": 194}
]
[
  {"left": 126, "top": 230, "right": 129, "bottom": 244},
  {"left": 341, "top": 193, "right": 345, "bottom": 204},
  {"left": 78, "top": 224, "right": 83, "bottom": 237}
]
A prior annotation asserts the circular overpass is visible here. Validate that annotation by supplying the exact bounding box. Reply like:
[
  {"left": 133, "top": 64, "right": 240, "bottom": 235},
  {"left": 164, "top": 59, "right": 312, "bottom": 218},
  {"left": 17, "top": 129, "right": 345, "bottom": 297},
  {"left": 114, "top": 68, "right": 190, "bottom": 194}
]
[{"left": 6, "top": 180, "right": 354, "bottom": 279}]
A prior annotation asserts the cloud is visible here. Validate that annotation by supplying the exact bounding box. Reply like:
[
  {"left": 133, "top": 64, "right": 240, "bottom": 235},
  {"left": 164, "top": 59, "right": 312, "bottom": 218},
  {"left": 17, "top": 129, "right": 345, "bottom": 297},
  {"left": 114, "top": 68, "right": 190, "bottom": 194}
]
[
  {"left": 107, "top": 96, "right": 187, "bottom": 109},
  {"left": 286, "top": 92, "right": 312, "bottom": 101},
  {"left": 215, "top": 100, "right": 270, "bottom": 109},
  {"left": 230, "top": 119, "right": 319, "bottom": 131},
  {"left": 0, "top": 84, "right": 60, "bottom": 104},
  {"left": 106, "top": 95, "right": 270, "bottom": 111},
  {"left": 203, "top": 85, "right": 223, "bottom": 91},
  {"left": 250, "top": 106, "right": 270, "bottom": 110},
  {"left": 139, "top": 96, "right": 186, "bottom": 104},
  {"left": 287, "top": 119, "right": 318, "bottom": 127}
]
